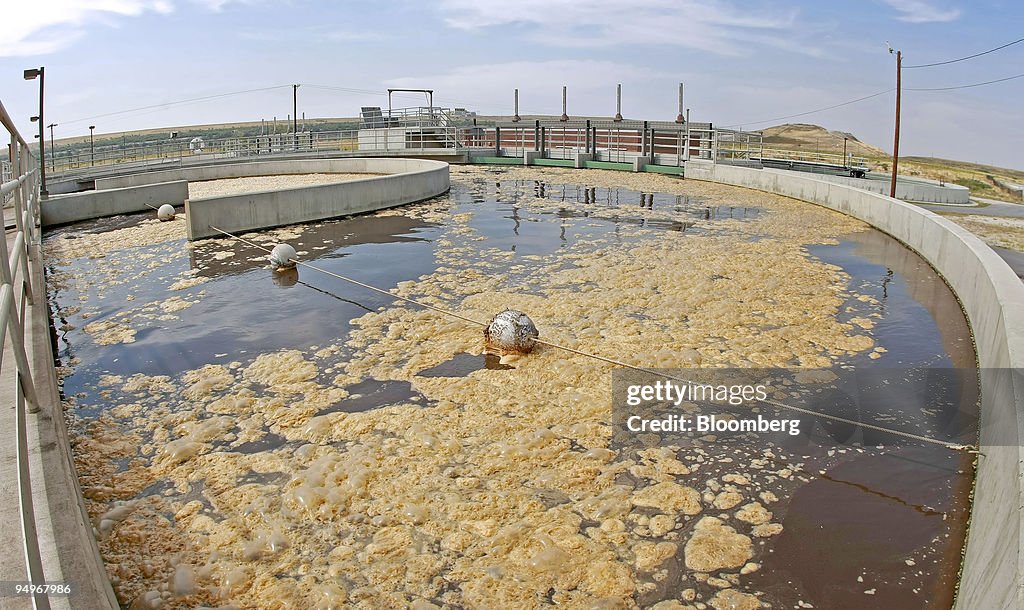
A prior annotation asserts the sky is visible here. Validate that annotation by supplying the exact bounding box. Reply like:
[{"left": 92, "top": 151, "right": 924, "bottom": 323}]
[{"left": 1, "top": 0, "right": 1022, "bottom": 169}]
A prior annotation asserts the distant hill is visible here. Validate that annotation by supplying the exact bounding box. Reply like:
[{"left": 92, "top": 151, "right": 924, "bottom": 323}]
[{"left": 760, "top": 123, "right": 886, "bottom": 158}]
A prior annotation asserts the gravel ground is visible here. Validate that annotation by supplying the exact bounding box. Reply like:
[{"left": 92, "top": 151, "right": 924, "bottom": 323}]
[{"left": 944, "top": 214, "right": 1024, "bottom": 253}]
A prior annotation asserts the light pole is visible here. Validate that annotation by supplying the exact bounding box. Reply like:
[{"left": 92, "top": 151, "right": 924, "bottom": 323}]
[
  {"left": 843, "top": 136, "right": 848, "bottom": 167},
  {"left": 47, "top": 123, "right": 57, "bottom": 173},
  {"left": 89, "top": 125, "right": 96, "bottom": 166},
  {"left": 23, "top": 66, "right": 46, "bottom": 197}
]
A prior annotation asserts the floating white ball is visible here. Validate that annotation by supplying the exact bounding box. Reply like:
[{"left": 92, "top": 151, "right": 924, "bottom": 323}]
[
  {"left": 484, "top": 309, "right": 539, "bottom": 354},
  {"left": 269, "top": 243, "right": 297, "bottom": 270},
  {"left": 157, "top": 204, "right": 176, "bottom": 221}
]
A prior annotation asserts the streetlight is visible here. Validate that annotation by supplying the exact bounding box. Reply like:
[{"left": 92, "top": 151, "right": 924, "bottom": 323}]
[
  {"left": 23, "top": 66, "right": 46, "bottom": 197},
  {"left": 89, "top": 125, "right": 96, "bottom": 166},
  {"left": 843, "top": 136, "right": 848, "bottom": 168},
  {"left": 47, "top": 123, "right": 57, "bottom": 173}
]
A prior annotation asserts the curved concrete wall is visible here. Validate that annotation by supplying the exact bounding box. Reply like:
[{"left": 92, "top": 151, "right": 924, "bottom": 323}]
[
  {"left": 182, "top": 158, "right": 449, "bottom": 240},
  {"left": 94, "top": 158, "right": 444, "bottom": 191},
  {"left": 766, "top": 167, "right": 971, "bottom": 204},
  {"left": 684, "top": 159, "right": 1024, "bottom": 609},
  {"left": 41, "top": 180, "right": 188, "bottom": 227}
]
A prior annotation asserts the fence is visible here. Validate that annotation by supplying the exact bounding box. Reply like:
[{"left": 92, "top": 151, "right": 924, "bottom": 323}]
[
  {"left": 47, "top": 112, "right": 886, "bottom": 179},
  {"left": 1, "top": 98, "right": 50, "bottom": 608},
  {"left": 47, "top": 110, "right": 742, "bottom": 177},
  {"left": 462, "top": 119, "right": 718, "bottom": 166},
  {"left": 49, "top": 107, "right": 475, "bottom": 176}
]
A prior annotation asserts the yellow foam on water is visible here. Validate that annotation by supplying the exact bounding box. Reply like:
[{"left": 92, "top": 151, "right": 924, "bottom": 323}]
[{"left": 57, "top": 166, "right": 886, "bottom": 608}]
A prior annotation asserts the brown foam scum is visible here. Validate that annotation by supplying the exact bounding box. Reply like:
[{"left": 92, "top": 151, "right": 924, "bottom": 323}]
[
  {"left": 186, "top": 173, "right": 383, "bottom": 200},
  {"left": 59, "top": 167, "right": 882, "bottom": 609}
]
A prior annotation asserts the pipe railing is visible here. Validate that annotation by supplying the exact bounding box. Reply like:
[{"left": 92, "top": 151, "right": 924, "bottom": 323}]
[
  {"left": 48, "top": 115, "right": 734, "bottom": 177},
  {"left": 754, "top": 146, "right": 869, "bottom": 170},
  {"left": 47, "top": 112, "right": 876, "bottom": 179},
  {"left": 1, "top": 97, "right": 51, "bottom": 609}
]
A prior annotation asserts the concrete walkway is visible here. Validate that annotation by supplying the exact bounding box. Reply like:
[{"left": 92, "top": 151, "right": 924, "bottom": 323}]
[
  {"left": 913, "top": 199, "right": 1024, "bottom": 279},
  {"left": 991, "top": 246, "right": 1024, "bottom": 280},
  {"left": 920, "top": 198, "right": 1024, "bottom": 218},
  {"left": 1, "top": 227, "right": 118, "bottom": 609}
]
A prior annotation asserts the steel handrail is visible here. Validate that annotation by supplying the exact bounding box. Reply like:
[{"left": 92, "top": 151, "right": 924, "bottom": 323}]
[
  {"left": 47, "top": 116, "right": 746, "bottom": 177},
  {"left": 2, "top": 96, "right": 51, "bottom": 609}
]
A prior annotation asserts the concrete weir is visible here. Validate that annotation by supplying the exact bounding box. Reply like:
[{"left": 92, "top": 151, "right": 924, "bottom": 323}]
[
  {"left": 40, "top": 180, "right": 189, "bottom": 227},
  {"left": 684, "top": 159, "right": 1024, "bottom": 610},
  {"left": 182, "top": 158, "right": 449, "bottom": 239}
]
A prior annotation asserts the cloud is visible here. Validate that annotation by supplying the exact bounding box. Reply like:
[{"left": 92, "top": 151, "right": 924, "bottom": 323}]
[
  {"left": 0, "top": 0, "right": 252, "bottom": 57},
  {"left": 881, "top": 0, "right": 962, "bottom": 23},
  {"left": 233, "top": 27, "right": 388, "bottom": 44},
  {"left": 437, "top": 0, "right": 806, "bottom": 56}
]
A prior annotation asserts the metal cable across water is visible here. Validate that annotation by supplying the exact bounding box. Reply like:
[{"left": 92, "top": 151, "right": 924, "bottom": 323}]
[{"left": 207, "top": 223, "right": 976, "bottom": 453}]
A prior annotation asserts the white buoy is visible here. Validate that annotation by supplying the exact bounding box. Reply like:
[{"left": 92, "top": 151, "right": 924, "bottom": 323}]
[
  {"left": 157, "top": 204, "right": 176, "bottom": 221},
  {"left": 269, "top": 243, "right": 297, "bottom": 270},
  {"left": 484, "top": 309, "right": 539, "bottom": 354}
]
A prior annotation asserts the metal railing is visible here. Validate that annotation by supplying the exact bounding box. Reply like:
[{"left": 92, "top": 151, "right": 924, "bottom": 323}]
[
  {"left": 48, "top": 110, "right": 852, "bottom": 179},
  {"left": 2, "top": 97, "right": 50, "bottom": 609},
  {"left": 51, "top": 129, "right": 363, "bottom": 175},
  {"left": 459, "top": 119, "right": 717, "bottom": 166},
  {"left": 50, "top": 107, "right": 473, "bottom": 176},
  {"left": 754, "top": 146, "right": 868, "bottom": 170},
  {"left": 48, "top": 111, "right": 736, "bottom": 178}
]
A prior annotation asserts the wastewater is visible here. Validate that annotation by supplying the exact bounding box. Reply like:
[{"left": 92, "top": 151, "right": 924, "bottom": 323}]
[{"left": 44, "top": 166, "right": 976, "bottom": 609}]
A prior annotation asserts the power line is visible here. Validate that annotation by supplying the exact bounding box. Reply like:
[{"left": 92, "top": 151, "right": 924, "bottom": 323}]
[
  {"left": 62, "top": 85, "right": 293, "bottom": 126},
  {"left": 904, "top": 37, "right": 1024, "bottom": 69},
  {"left": 719, "top": 68, "right": 1023, "bottom": 130},
  {"left": 719, "top": 89, "right": 894, "bottom": 129},
  {"left": 906, "top": 72, "right": 1024, "bottom": 91},
  {"left": 303, "top": 83, "right": 499, "bottom": 112}
]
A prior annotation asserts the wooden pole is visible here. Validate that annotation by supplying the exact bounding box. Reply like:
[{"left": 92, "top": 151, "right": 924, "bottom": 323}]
[{"left": 890, "top": 50, "right": 901, "bottom": 199}]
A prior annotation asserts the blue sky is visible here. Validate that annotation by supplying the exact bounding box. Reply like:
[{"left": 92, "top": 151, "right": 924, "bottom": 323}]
[{"left": 2, "top": 0, "right": 1022, "bottom": 169}]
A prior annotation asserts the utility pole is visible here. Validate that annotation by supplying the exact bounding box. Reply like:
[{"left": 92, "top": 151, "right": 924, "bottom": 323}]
[
  {"left": 676, "top": 83, "right": 685, "bottom": 124},
  {"left": 890, "top": 48, "right": 902, "bottom": 198},
  {"left": 47, "top": 123, "right": 57, "bottom": 172},
  {"left": 292, "top": 84, "right": 300, "bottom": 150}
]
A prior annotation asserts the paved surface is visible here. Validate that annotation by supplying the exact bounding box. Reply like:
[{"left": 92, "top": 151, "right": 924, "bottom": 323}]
[
  {"left": 920, "top": 198, "right": 1024, "bottom": 218},
  {"left": 991, "top": 246, "right": 1024, "bottom": 280},
  {"left": 916, "top": 198, "right": 1024, "bottom": 278}
]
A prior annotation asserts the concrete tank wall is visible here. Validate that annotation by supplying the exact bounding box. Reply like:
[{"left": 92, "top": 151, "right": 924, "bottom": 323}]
[
  {"left": 763, "top": 167, "right": 971, "bottom": 204},
  {"left": 40, "top": 180, "right": 188, "bottom": 227},
  {"left": 684, "top": 159, "right": 1024, "bottom": 609},
  {"left": 94, "top": 158, "right": 444, "bottom": 190},
  {"left": 184, "top": 158, "right": 450, "bottom": 240}
]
